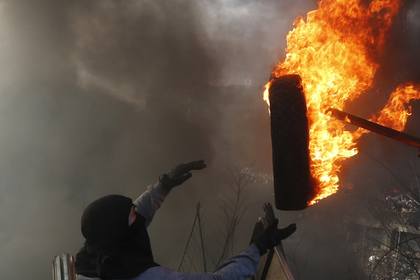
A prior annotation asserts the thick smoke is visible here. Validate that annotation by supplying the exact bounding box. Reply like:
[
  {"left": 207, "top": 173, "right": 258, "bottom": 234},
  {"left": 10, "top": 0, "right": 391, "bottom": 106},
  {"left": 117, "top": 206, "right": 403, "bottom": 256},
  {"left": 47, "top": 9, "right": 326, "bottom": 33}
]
[{"left": 0, "top": 0, "right": 419, "bottom": 279}]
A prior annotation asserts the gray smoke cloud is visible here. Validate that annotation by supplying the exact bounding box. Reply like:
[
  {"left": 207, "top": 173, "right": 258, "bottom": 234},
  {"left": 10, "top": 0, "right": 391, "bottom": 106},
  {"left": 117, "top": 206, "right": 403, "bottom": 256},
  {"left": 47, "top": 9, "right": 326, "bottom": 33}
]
[{"left": 0, "top": 0, "right": 419, "bottom": 279}]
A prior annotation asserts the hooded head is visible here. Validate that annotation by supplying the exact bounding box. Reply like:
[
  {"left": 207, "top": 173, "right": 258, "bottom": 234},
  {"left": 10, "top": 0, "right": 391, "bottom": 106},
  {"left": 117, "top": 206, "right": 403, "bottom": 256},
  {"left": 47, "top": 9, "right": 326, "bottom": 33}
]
[
  {"left": 76, "top": 194, "right": 159, "bottom": 279},
  {"left": 81, "top": 195, "right": 133, "bottom": 250}
]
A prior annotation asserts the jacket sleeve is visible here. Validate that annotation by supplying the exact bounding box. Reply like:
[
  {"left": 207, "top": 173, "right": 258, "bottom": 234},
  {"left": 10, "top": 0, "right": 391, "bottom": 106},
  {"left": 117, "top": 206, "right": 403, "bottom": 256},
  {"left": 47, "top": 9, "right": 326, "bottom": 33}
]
[
  {"left": 133, "top": 243, "right": 261, "bottom": 280},
  {"left": 132, "top": 182, "right": 169, "bottom": 228}
]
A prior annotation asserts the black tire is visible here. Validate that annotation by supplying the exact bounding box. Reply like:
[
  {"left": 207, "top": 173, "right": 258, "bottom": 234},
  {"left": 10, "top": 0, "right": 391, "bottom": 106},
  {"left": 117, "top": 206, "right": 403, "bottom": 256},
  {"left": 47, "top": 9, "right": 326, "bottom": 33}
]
[{"left": 269, "top": 75, "right": 313, "bottom": 210}]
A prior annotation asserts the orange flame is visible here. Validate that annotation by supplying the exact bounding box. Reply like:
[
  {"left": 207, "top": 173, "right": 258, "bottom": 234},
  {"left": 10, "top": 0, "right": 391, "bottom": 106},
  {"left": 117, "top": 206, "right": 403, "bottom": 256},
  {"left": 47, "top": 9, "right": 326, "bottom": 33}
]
[
  {"left": 266, "top": 0, "right": 420, "bottom": 205},
  {"left": 372, "top": 83, "right": 420, "bottom": 132}
]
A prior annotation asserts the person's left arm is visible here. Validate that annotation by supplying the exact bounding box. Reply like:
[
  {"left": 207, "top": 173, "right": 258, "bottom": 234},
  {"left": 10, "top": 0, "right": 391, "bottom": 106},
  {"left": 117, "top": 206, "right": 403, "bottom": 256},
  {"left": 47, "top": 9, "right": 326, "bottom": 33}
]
[{"left": 132, "top": 182, "right": 169, "bottom": 227}]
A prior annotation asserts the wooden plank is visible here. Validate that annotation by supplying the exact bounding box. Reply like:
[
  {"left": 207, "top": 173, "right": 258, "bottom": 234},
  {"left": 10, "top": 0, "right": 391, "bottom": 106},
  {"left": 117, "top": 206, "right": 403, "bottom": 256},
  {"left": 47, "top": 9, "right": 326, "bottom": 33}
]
[
  {"left": 251, "top": 239, "right": 295, "bottom": 280},
  {"left": 327, "top": 108, "right": 420, "bottom": 148},
  {"left": 250, "top": 203, "right": 296, "bottom": 280},
  {"left": 272, "top": 243, "right": 295, "bottom": 280}
]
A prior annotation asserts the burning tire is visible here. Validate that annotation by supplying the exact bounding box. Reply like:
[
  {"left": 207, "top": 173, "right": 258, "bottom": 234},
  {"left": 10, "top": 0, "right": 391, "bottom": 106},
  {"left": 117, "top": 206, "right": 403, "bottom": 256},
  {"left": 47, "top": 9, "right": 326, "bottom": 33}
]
[{"left": 269, "top": 75, "right": 314, "bottom": 210}]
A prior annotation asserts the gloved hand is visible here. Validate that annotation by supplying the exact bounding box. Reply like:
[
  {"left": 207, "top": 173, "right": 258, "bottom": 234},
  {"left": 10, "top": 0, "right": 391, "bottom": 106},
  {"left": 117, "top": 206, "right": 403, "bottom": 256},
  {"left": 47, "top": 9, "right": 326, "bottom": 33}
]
[
  {"left": 253, "top": 219, "right": 296, "bottom": 256},
  {"left": 159, "top": 160, "right": 206, "bottom": 191}
]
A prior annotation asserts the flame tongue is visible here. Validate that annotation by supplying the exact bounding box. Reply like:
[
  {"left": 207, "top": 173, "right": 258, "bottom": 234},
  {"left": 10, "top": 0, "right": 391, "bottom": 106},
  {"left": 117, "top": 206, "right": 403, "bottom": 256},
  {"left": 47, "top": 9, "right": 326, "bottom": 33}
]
[
  {"left": 372, "top": 83, "right": 420, "bottom": 132},
  {"left": 266, "top": 0, "right": 420, "bottom": 205}
]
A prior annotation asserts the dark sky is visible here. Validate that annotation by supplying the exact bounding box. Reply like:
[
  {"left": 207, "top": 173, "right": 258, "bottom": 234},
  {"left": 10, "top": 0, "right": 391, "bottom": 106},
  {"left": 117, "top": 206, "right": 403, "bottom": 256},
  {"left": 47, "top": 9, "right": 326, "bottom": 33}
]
[{"left": 0, "top": 0, "right": 419, "bottom": 279}]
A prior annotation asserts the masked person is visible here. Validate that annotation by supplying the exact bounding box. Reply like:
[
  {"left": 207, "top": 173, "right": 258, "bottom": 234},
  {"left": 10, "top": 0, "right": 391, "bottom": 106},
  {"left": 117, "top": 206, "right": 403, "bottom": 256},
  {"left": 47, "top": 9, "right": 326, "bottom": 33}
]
[{"left": 75, "top": 160, "right": 296, "bottom": 280}]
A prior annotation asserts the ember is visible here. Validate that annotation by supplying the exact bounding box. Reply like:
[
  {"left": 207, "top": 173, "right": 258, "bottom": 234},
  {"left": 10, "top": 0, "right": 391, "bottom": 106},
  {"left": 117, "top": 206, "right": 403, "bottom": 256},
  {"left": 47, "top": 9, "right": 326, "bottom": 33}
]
[{"left": 265, "top": 0, "right": 420, "bottom": 208}]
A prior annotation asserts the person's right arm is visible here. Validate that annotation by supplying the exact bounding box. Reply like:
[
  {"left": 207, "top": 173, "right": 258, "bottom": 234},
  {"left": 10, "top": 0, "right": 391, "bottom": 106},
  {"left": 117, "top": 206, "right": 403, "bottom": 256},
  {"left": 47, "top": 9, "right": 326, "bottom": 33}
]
[{"left": 130, "top": 243, "right": 261, "bottom": 280}]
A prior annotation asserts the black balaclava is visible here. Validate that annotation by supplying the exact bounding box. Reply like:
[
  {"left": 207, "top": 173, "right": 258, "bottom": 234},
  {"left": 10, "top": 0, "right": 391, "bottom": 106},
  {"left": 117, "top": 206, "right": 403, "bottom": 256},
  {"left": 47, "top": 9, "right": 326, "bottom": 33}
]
[{"left": 75, "top": 195, "right": 159, "bottom": 279}]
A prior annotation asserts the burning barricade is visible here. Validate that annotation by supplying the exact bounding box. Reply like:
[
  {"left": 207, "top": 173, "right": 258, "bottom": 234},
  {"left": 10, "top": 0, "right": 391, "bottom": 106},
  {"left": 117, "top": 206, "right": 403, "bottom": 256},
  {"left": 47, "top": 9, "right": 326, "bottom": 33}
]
[{"left": 265, "top": 0, "right": 420, "bottom": 211}]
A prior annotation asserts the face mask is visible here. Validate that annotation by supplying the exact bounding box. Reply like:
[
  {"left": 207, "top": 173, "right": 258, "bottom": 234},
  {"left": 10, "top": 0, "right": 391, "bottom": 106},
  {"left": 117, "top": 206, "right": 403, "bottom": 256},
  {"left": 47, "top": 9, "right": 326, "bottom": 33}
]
[{"left": 126, "top": 214, "right": 152, "bottom": 249}]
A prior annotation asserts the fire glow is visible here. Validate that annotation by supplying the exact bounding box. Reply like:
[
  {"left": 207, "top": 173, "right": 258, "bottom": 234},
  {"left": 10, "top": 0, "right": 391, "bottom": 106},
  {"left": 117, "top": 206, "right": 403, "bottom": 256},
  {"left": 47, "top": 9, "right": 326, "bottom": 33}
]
[{"left": 265, "top": 0, "right": 420, "bottom": 205}]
